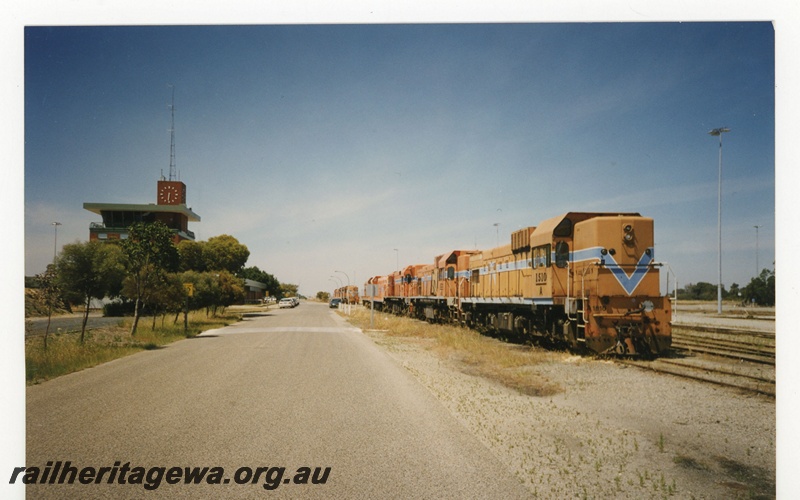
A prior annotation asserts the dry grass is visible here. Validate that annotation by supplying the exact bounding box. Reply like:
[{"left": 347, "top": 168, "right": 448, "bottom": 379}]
[
  {"left": 344, "top": 307, "right": 565, "bottom": 397},
  {"left": 26, "top": 310, "right": 242, "bottom": 384}
]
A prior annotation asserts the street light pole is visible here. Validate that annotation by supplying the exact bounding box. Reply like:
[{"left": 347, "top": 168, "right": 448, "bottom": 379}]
[
  {"left": 708, "top": 127, "right": 730, "bottom": 315},
  {"left": 393, "top": 248, "right": 399, "bottom": 273},
  {"left": 334, "top": 270, "right": 350, "bottom": 287},
  {"left": 51, "top": 222, "right": 62, "bottom": 264}
]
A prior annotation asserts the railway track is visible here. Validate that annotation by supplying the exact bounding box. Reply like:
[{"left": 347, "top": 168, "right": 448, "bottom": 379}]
[
  {"left": 670, "top": 327, "right": 775, "bottom": 364},
  {"left": 620, "top": 325, "right": 775, "bottom": 397}
]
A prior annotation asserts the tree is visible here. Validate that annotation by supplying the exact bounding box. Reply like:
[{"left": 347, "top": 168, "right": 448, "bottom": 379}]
[
  {"left": 742, "top": 269, "right": 775, "bottom": 306},
  {"left": 143, "top": 273, "right": 186, "bottom": 329},
  {"left": 175, "top": 270, "right": 244, "bottom": 317},
  {"left": 177, "top": 240, "right": 207, "bottom": 272},
  {"left": 121, "top": 222, "right": 179, "bottom": 335},
  {"left": 55, "top": 241, "right": 125, "bottom": 343},
  {"left": 179, "top": 270, "right": 210, "bottom": 315},
  {"left": 165, "top": 274, "right": 190, "bottom": 326},
  {"left": 279, "top": 283, "right": 299, "bottom": 299},
  {"left": 316, "top": 291, "right": 330, "bottom": 302},
  {"left": 204, "top": 235, "right": 250, "bottom": 274},
  {"left": 726, "top": 282, "right": 741, "bottom": 300},
  {"left": 677, "top": 282, "right": 724, "bottom": 301},
  {"left": 214, "top": 270, "right": 245, "bottom": 315},
  {"left": 33, "top": 264, "right": 64, "bottom": 350}
]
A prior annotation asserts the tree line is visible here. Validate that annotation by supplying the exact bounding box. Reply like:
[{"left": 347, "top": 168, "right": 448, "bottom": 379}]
[
  {"left": 29, "top": 222, "right": 291, "bottom": 344},
  {"left": 677, "top": 268, "right": 775, "bottom": 306}
]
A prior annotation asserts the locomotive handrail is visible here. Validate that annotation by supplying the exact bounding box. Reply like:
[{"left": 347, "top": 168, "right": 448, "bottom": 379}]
[
  {"left": 598, "top": 261, "right": 656, "bottom": 268},
  {"left": 566, "top": 260, "right": 574, "bottom": 321},
  {"left": 653, "top": 261, "right": 678, "bottom": 321},
  {"left": 592, "top": 312, "right": 641, "bottom": 319}
]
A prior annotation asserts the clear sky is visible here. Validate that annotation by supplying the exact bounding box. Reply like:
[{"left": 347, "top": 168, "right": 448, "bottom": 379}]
[{"left": 22, "top": 21, "right": 776, "bottom": 297}]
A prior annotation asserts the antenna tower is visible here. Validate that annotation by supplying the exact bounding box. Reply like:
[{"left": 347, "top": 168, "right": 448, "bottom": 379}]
[{"left": 167, "top": 84, "right": 177, "bottom": 181}]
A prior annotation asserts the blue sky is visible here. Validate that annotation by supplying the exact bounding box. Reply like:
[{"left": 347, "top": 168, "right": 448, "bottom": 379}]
[{"left": 22, "top": 22, "right": 776, "bottom": 297}]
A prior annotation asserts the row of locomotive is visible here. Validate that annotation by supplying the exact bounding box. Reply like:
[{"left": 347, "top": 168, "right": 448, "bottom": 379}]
[
  {"left": 361, "top": 212, "right": 671, "bottom": 356},
  {"left": 332, "top": 285, "right": 360, "bottom": 304}
]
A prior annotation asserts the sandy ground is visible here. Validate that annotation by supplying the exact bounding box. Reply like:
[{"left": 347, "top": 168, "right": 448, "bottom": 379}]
[{"left": 361, "top": 312, "right": 776, "bottom": 499}]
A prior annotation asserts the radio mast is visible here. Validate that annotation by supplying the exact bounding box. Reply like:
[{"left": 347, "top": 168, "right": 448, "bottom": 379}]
[{"left": 167, "top": 84, "right": 177, "bottom": 181}]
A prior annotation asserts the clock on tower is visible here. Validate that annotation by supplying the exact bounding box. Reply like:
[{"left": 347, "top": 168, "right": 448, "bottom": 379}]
[{"left": 157, "top": 180, "right": 186, "bottom": 205}]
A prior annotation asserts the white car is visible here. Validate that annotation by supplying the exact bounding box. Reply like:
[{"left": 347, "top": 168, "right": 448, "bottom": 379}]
[{"left": 278, "top": 298, "right": 295, "bottom": 309}]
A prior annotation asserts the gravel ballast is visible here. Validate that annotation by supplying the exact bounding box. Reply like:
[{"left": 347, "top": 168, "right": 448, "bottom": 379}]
[{"left": 361, "top": 308, "right": 776, "bottom": 499}]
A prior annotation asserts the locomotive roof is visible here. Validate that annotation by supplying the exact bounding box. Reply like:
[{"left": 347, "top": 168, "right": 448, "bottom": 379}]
[
  {"left": 532, "top": 212, "right": 642, "bottom": 239},
  {"left": 436, "top": 249, "right": 480, "bottom": 268}
]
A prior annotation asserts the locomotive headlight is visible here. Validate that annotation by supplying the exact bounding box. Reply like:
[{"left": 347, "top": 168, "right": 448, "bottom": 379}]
[
  {"left": 623, "top": 224, "right": 635, "bottom": 245},
  {"left": 642, "top": 300, "right": 654, "bottom": 312}
]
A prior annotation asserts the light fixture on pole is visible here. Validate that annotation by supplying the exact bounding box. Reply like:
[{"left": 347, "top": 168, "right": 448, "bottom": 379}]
[
  {"left": 493, "top": 222, "right": 500, "bottom": 247},
  {"left": 334, "top": 271, "right": 350, "bottom": 287},
  {"left": 51, "top": 222, "right": 62, "bottom": 264},
  {"left": 708, "top": 127, "right": 730, "bottom": 315}
]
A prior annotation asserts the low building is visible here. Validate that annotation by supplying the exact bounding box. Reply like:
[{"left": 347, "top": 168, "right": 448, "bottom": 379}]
[{"left": 243, "top": 279, "right": 267, "bottom": 304}]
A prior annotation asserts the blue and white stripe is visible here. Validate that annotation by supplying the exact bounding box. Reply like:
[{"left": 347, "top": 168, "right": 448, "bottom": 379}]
[
  {"left": 569, "top": 246, "right": 655, "bottom": 295},
  {"left": 394, "top": 246, "right": 654, "bottom": 297}
]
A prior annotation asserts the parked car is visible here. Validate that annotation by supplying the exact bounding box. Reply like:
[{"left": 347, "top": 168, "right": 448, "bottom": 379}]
[
  {"left": 279, "top": 298, "right": 295, "bottom": 309},
  {"left": 329, "top": 298, "right": 342, "bottom": 308}
]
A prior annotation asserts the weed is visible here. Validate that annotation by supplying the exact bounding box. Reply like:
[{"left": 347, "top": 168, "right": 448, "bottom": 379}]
[{"left": 343, "top": 307, "right": 565, "bottom": 396}]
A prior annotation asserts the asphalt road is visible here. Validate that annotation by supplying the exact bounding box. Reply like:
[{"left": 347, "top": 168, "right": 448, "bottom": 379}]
[
  {"left": 25, "top": 302, "right": 530, "bottom": 499},
  {"left": 25, "top": 313, "right": 124, "bottom": 337}
]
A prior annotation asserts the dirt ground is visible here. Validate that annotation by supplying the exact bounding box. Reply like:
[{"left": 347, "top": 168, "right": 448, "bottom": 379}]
[{"left": 362, "top": 310, "right": 776, "bottom": 499}]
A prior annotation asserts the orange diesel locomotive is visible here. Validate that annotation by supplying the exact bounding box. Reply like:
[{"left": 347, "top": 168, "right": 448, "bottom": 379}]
[
  {"left": 333, "top": 285, "right": 360, "bottom": 304},
  {"left": 363, "top": 212, "right": 671, "bottom": 356}
]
